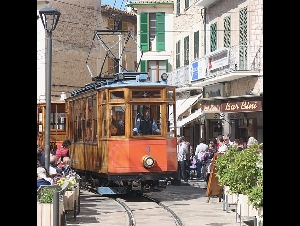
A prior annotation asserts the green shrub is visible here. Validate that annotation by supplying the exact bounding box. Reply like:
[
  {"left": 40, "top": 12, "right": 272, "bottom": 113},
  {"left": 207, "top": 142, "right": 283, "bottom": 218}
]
[{"left": 214, "top": 143, "right": 263, "bottom": 209}]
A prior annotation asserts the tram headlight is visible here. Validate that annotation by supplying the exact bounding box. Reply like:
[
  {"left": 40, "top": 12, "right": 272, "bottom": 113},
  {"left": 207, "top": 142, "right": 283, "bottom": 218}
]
[{"left": 142, "top": 155, "right": 155, "bottom": 169}]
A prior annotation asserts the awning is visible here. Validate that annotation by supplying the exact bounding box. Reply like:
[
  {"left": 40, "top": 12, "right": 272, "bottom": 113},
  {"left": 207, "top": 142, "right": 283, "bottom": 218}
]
[
  {"left": 177, "top": 109, "right": 203, "bottom": 127},
  {"left": 176, "top": 94, "right": 201, "bottom": 117}
]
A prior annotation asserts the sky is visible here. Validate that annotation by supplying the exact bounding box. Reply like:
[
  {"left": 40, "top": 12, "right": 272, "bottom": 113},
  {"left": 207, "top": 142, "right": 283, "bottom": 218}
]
[{"left": 101, "top": 0, "right": 128, "bottom": 10}]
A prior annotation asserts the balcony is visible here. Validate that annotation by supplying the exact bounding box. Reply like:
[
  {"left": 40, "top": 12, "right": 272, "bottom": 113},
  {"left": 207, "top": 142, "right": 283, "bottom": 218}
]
[
  {"left": 194, "top": 0, "right": 221, "bottom": 7},
  {"left": 167, "top": 45, "right": 263, "bottom": 89}
]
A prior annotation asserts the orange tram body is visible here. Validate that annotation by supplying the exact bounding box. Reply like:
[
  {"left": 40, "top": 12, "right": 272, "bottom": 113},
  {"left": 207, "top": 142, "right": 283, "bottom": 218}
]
[{"left": 65, "top": 72, "right": 178, "bottom": 195}]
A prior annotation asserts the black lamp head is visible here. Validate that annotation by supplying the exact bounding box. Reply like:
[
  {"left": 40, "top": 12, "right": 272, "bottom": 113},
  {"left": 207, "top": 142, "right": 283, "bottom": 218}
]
[{"left": 39, "top": 7, "right": 61, "bottom": 32}]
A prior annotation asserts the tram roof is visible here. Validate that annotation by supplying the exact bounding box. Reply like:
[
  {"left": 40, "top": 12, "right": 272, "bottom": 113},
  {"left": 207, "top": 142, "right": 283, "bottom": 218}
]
[{"left": 70, "top": 72, "right": 175, "bottom": 97}]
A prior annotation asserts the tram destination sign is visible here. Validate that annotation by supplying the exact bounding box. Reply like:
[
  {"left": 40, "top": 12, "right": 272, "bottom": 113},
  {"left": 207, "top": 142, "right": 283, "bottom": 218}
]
[{"left": 221, "top": 100, "right": 262, "bottom": 112}]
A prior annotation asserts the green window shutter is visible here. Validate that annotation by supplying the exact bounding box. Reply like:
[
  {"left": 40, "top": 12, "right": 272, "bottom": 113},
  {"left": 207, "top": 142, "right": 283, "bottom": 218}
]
[
  {"left": 140, "top": 60, "right": 147, "bottom": 72},
  {"left": 210, "top": 23, "right": 217, "bottom": 52},
  {"left": 140, "top": 13, "right": 149, "bottom": 51},
  {"left": 156, "top": 12, "right": 165, "bottom": 51},
  {"left": 165, "top": 59, "right": 168, "bottom": 72}
]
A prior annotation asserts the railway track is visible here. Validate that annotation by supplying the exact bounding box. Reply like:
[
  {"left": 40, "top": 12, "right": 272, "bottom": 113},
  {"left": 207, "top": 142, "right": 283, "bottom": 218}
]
[
  {"left": 68, "top": 183, "right": 183, "bottom": 226},
  {"left": 66, "top": 180, "right": 250, "bottom": 226},
  {"left": 113, "top": 194, "right": 183, "bottom": 226}
]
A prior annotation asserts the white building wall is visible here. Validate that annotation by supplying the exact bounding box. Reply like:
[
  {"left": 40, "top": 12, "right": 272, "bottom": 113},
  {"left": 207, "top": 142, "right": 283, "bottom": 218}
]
[
  {"left": 136, "top": 5, "right": 174, "bottom": 63},
  {"left": 37, "top": 0, "right": 49, "bottom": 102}
]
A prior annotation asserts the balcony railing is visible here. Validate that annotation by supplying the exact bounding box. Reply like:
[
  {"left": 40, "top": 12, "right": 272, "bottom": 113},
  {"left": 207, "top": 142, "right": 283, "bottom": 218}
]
[{"left": 167, "top": 45, "right": 263, "bottom": 87}]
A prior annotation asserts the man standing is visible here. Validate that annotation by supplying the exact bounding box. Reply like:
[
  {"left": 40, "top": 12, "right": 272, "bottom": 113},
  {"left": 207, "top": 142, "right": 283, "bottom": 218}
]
[
  {"left": 133, "top": 106, "right": 159, "bottom": 135},
  {"left": 195, "top": 138, "right": 208, "bottom": 179},
  {"left": 177, "top": 136, "right": 188, "bottom": 182},
  {"left": 37, "top": 146, "right": 45, "bottom": 167}
]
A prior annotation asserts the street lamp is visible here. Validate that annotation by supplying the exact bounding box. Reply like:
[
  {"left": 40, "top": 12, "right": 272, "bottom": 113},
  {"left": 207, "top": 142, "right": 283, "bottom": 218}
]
[{"left": 39, "top": 7, "right": 61, "bottom": 173}]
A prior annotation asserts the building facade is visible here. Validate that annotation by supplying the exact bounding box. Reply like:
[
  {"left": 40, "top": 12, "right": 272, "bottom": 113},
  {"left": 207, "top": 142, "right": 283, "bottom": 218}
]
[
  {"left": 37, "top": 0, "right": 138, "bottom": 102},
  {"left": 127, "top": 0, "right": 263, "bottom": 146}
]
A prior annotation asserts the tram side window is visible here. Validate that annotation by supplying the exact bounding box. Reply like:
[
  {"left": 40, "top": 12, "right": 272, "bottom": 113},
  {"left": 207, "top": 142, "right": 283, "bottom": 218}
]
[
  {"left": 110, "top": 106, "right": 125, "bottom": 136},
  {"left": 86, "top": 97, "right": 93, "bottom": 142},
  {"left": 82, "top": 99, "right": 86, "bottom": 142},
  {"left": 132, "top": 105, "right": 161, "bottom": 136},
  {"left": 102, "top": 105, "right": 107, "bottom": 137},
  {"left": 74, "top": 100, "right": 80, "bottom": 142},
  {"left": 92, "top": 96, "right": 97, "bottom": 141},
  {"left": 167, "top": 103, "right": 176, "bottom": 138}
]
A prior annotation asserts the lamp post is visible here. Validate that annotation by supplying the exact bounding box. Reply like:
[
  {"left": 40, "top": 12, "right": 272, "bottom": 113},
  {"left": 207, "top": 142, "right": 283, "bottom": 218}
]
[{"left": 39, "top": 7, "right": 61, "bottom": 172}]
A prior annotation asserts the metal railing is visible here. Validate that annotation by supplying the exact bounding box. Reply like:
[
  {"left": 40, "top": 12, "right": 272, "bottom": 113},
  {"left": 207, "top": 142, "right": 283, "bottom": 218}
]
[{"left": 167, "top": 45, "right": 263, "bottom": 87}]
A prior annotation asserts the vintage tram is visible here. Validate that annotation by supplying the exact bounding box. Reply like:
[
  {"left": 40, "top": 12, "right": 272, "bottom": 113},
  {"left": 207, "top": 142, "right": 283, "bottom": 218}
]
[
  {"left": 37, "top": 100, "right": 67, "bottom": 150},
  {"left": 65, "top": 72, "right": 178, "bottom": 195}
]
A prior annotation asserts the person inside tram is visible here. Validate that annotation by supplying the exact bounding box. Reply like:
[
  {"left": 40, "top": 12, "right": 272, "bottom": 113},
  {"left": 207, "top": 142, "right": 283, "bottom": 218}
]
[{"left": 133, "top": 106, "right": 159, "bottom": 135}]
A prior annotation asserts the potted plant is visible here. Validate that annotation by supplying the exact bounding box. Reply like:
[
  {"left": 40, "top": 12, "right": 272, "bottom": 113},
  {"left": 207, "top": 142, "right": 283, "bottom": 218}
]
[
  {"left": 55, "top": 171, "right": 81, "bottom": 214},
  {"left": 214, "top": 143, "right": 263, "bottom": 223},
  {"left": 37, "top": 186, "right": 64, "bottom": 226}
]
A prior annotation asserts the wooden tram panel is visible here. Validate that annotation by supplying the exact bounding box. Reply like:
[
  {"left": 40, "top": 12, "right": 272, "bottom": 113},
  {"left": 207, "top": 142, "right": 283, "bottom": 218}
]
[
  {"left": 65, "top": 77, "right": 178, "bottom": 177},
  {"left": 37, "top": 101, "right": 67, "bottom": 148}
]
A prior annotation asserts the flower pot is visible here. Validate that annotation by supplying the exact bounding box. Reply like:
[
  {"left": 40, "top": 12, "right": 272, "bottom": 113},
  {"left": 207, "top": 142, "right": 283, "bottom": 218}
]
[
  {"left": 257, "top": 206, "right": 263, "bottom": 224},
  {"left": 237, "top": 194, "right": 249, "bottom": 217},
  {"left": 37, "top": 201, "right": 63, "bottom": 226},
  {"left": 63, "top": 185, "right": 79, "bottom": 211},
  {"left": 248, "top": 203, "right": 259, "bottom": 216},
  {"left": 224, "top": 186, "right": 238, "bottom": 204}
]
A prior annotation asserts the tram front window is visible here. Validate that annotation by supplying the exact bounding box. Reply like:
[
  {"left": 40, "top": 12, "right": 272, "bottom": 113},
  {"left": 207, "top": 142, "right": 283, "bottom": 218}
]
[
  {"left": 110, "top": 106, "right": 125, "bottom": 136},
  {"left": 132, "top": 105, "right": 161, "bottom": 136}
]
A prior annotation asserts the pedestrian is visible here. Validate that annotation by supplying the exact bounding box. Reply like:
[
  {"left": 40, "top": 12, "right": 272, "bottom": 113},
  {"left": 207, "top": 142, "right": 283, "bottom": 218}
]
[
  {"left": 55, "top": 139, "right": 71, "bottom": 168},
  {"left": 195, "top": 138, "right": 208, "bottom": 179},
  {"left": 177, "top": 136, "right": 188, "bottom": 182},
  {"left": 216, "top": 135, "right": 228, "bottom": 153},
  {"left": 37, "top": 145, "right": 45, "bottom": 167},
  {"left": 49, "top": 155, "right": 62, "bottom": 175}
]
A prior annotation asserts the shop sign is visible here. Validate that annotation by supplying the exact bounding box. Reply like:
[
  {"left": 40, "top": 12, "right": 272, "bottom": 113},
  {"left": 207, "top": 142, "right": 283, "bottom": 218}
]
[
  {"left": 201, "top": 104, "right": 221, "bottom": 113},
  {"left": 221, "top": 100, "right": 262, "bottom": 112},
  {"left": 203, "top": 84, "right": 224, "bottom": 98},
  {"left": 190, "top": 58, "right": 206, "bottom": 81},
  {"left": 205, "top": 47, "right": 229, "bottom": 72}
]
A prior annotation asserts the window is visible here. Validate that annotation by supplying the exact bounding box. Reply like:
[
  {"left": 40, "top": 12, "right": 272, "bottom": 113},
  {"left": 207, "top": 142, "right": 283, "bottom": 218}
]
[
  {"left": 108, "top": 18, "right": 128, "bottom": 30},
  {"left": 74, "top": 100, "right": 81, "bottom": 142},
  {"left": 111, "top": 106, "right": 125, "bottom": 136},
  {"left": 86, "top": 97, "right": 93, "bottom": 142},
  {"left": 140, "top": 12, "right": 165, "bottom": 52},
  {"left": 176, "top": 40, "right": 180, "bottom": 68},
  {"left": 149, "top": 13, "right": 156, "bottom": 51},
  {"left": 184, "top": 35, "right": 189, "bottom": 65},
  {"left": 224, "top": 16, "right": 231, "bottom": 48},
  {"left": 239, "top": 7, "right": 248, "bottom": 70},
  {"left": 148, "top": 60, "right": 167, "bottom": 82},
  {"left": 194, "top": 30, "right": 199, "bottom": 59},
  {"left": 110, "top": 91, "right": 124, "bottom": 101},
  {"left": 132, "top": 104, "right": 162, "bottom": 136},
  {"left": 132, "top": 89, "right": 161, "bottom": 99},
  {"left": 185, "top": 0, "right": 189, "bottom": 9},
  {"left": 92, "top": 96, "right": 97, "bottom": 141},
  {"left": 210, "top": 22, "right": 217, "bottom": 52},
  {"left": 176, "top": 0, "right": 180, "bottom": 15}
]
